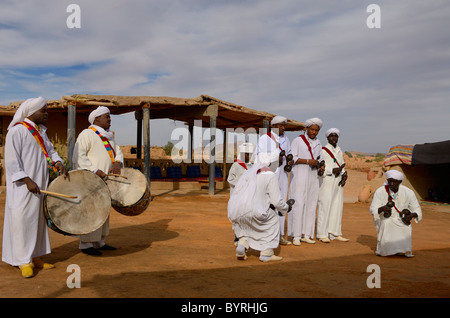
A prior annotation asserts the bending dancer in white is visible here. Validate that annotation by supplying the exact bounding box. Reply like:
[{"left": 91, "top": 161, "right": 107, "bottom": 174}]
[
  {"left": 317, "top": 128, "right": 349, "bottom": 243},
  {"left": 73, "top": 106, "right": 124, "bottom": 256},
  {"left": 256, "top": 115, "right": 292, "bottom": 245},
  {"left": 288, "top": 118, "right": 325, "bottom": 245},
  {"left": 2, "top": 97, "right": 67, "bottom": 278},
  {"left": 370, "top": 170, "right": 422, "bottom": 257},
  {"left": 228, "top": 151, "right": 291, "bottom": 262}
]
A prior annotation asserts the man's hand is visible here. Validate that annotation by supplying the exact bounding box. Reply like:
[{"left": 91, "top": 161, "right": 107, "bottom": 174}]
[
  {"left": 109, "top": 162, "right": 122, "bottom": 175},
  {"left": 332, "top": 167, "right": 343, "bottom": 177},
  {"left": 308, "top": 159, "right": 319, "bottom": 167},
  {"left": 22, "top": 177, "right": 40, "bottom": 194},
  {"left": 55, "top": 161, "right": 68, "bottom": 179},
  {"left": 339, "top": 171, "right": 348, "bottom": 187},
  {"left": 96, "top": 169, "right": 107, "bottom": 179},
  {"left": 378, "top": 205, "right": 392, "bottom": 218}
]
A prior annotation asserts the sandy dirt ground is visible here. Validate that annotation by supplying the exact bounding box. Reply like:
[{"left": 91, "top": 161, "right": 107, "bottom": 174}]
[{"left": 0, "top": 169, "right": 449, "bottom": 299}]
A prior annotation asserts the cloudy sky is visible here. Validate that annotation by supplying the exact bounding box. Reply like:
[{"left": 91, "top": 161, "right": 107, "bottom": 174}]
[{"left": 1, "top": 0, "right": 449, "bottom": 153}]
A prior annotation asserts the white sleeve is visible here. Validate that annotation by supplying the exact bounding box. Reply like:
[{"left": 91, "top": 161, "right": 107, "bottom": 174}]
[{"left": 72, "top": 130, "right": 97, "bottom": 172}]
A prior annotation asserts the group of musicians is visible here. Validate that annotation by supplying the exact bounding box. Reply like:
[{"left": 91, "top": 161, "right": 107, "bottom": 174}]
[
  {"left": 1, "top": 97, "right": 423, "bottom": 278},
  {"left": 228, "top": 115, "right": 422, "bottom": 262},
  {"left": 2, "top": 97, "right": 122, "bottom": 278}
]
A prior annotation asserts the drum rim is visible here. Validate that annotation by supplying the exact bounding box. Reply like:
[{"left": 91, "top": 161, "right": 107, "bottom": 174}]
[
  {"left": 107, "top": 167, "right": 150, "bottom": 213},
  {"left": 44, "top": 169, "right": 111, "bottom": 235}
]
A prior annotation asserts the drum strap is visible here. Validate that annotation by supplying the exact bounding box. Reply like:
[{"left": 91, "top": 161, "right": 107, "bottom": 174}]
[
  {"left": 300, "top": 134, "right": 315, "bottom": 160},
  {"left": 235, "top": 159, "right": 248, "bottom": 170},
  {"left": 16, "top": 121, "right": 57, "bottom": 172},
  {"left": 384, "top": 185, "right": 403, "bottom": 217},
  {"left": 90, "top": 127, "right": 116, "bottom": 163},
  {"left": 322, "top": 146, "right": 341, "bottom": 168},
  {"left": 267, "top": 131, "right": 286, "bottom": 159}
]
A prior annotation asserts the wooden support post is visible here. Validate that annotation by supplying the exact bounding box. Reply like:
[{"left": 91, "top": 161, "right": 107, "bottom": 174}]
[
  {"left": 209, "top": 116, "right": 216, "bottom": 195},
  {"left": 222, "top": 129, "right": 227, "bottom": 189},
  {"left": 135, "top": 110, "right": 143, "bottom": 159},
  {"left": 188, "top": 124, "right": 193, "bottom": 163},
  {"left": 67, "top": 102, "right": 76, "bottom": 170},
  {"left": 263, "top": 118, "right": 270, "bottom": 130},
  {"left": 142, "top": 104, "right": 151, "bottom": 191}
]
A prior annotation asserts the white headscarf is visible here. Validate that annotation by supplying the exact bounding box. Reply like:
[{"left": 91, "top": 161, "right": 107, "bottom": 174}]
[
  {"left": 271, "top": 115, "right": 287, "bottom": 126},
  {"left": 385, "top": 170, "right": 404, "bottom": 181},
  {"left": 305, "top": 117, "right": 323, "bottom": 129},
  {"left": 326, "top": 128, "right": 340, "bottom": 137},
  {"left": 8, "top": 96, "right": 47, "bottom": 130},
  {"left": 228, "top": 150, "right": 279, "bottom": 222},
  {"left": 88, "top": 106, "right": 114, "bottom": 140},
  {"left": 88, "top": 106, "right": 110, "bottom": 125}
]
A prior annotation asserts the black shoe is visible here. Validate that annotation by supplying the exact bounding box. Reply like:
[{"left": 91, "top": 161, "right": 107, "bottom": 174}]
[
  {"left": 98, "top": 244, "right": 117, "bottom": 251},
  {"left": 81, "top": 247, "right": 102, "bottom": 256}
]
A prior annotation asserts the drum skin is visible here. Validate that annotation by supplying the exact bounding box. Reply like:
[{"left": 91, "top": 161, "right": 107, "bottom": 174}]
[
  {"left": 106, "top": 168, "right": 151, "bottom": 216},
  {"left": 43, "top": 170, "right": 111, "bottom": 236}
]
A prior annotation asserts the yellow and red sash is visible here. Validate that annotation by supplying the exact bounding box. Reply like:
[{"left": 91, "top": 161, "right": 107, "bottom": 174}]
[
  {"left": 89, "top": 127, "right": 116, "bottom": 163},
  {"left": 16, "top": 121, "right": 57, "bottom": 172}
]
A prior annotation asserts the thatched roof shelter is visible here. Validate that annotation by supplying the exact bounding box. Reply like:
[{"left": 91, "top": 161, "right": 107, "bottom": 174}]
[
  {"left": 1, "top": 94, "right": 304, "bottom": 131},
  {"left": 0, "top": 94, "right": 305, "bottom": 194}
]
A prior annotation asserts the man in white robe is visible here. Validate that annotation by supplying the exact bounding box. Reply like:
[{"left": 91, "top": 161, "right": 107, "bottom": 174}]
[
  {"left": 317, "top": 128, "right": 349, "bottom": 243},
  {"left": 72, "top": 106, "right": 124, "bottom": 256},
  {"left": 227, "top": 142, "right": 254, "bottom": 195},
  {"left": 228, "top": 151, "right": 291, "bottom": 262},
  {"left": 370, "top": 170, "right": 422, "bottom": 257},
  {"left": 288, "top": 118, "right": 325, "bottom": 245},
  {"left": 261, "top": 116, "right": 292, "bottom": 245},
  {"left": 228, "top": 142, "right": 254, "bottom": 245},
  {"left": 2, "top": 97, "right": 67, "bottom": 278}
]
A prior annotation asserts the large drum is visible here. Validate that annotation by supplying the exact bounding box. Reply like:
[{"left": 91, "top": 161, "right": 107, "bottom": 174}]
[
  {"left": 106, "top": 168, "right": 151, "bottom": 216},
  {"left": 43, "top": 170, "right": 111, "bottom": 236}
]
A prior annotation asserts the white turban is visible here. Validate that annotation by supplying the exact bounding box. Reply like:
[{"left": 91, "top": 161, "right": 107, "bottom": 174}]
[
  {"left": 8, "top": 96, "right": 47, "bottom": 130},
  {"left": 239, "top": 142, "right": 254, "bottom": 154},
  {"left": 385, "top": 170, "right": 404, "bottom": 181},
  {"left": 88, "top": 106, "right": 110, "bottom": 125},
  {"left": 305, "top": 117, "right": 323, "bottom": 129},
  {"left": 271, "top": 115, "right": 287, "bottom": 126},
  {"left": 326, "top": 128, "right": 340, "bottom": 137}
]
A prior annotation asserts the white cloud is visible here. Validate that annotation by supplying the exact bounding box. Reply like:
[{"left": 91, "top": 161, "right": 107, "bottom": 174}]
[{"left": 1, "top": 0, "right": 449, "bottom": 153}]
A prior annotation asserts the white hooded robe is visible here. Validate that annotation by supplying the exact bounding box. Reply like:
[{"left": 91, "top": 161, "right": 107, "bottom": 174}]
[{"left": 2, "top": 119, "right": 63, "bottom": 266}]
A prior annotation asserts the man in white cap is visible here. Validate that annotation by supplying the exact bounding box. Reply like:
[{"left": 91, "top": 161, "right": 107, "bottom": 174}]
[
  {"left": 73, "top": 106, "right": 124, "bottom": 256},
  {"left": 228, "top": 142, "right": 254, "bottom": 195},
  {"left": 2, "top": 97, "right": 67, "bottom": 278},
  {"left": 228, "top": 150, "right": 291, "bottom": 262},
  {"left": 288, "top": 117, "right": 325, "bottom": 245},
  {"left": 256, "top": 115, "right": 292, "bottom": 245},
  {"left": 317, "top": 128, "right": 349, "bottom": 243},
  {"left": 370, "top": 170, "right": 422, "bottom": 257}
]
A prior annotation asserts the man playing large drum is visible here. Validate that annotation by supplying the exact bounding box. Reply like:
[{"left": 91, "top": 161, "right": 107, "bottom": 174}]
[
  {"left": 73, "top": 106, "right": 124, "bottom": 256},
  {"left": 2, "top": 97, "right": 67, "bottom": 278}
]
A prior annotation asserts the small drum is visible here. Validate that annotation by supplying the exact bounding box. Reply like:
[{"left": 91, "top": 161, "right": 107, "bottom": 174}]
[
  {"left": 106, "top": 168, "right": 150, "bottom": 216},
  {"left": 43, "top": 170, "right": 111, "bottom": 236}
]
